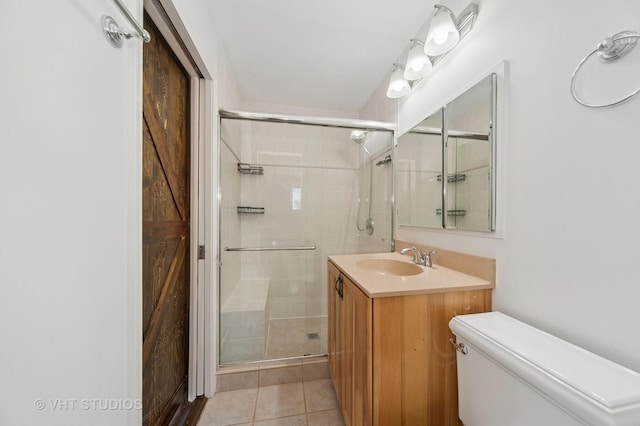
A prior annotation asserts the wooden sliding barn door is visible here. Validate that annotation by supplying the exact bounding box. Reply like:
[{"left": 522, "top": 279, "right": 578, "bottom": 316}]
[{"left": 142, "top": 14, "right": 191, "bottom": 426}]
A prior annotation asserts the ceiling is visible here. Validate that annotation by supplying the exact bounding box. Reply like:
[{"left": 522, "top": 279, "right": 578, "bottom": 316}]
[{"left": 207, "top": 0, "right": 436, "bottom": 112}]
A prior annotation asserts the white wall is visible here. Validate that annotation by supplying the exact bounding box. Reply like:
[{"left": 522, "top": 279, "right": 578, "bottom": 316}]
[
  {"left": 362, "top": 0, "right": 640, "bottom": 372},
  {"left": 0, "top": 0, "right": 243, "bottom": 424},
  {"left": 0, "top": 1, "right": 142, "bottom": 425}
]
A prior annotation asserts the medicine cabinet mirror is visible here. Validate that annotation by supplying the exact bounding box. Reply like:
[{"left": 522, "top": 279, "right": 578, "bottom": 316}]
[{"left": 397, "top": 73, "right": 496, "bottom": 232}]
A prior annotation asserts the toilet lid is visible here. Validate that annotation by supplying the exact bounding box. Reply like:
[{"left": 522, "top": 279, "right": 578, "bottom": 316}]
[{"left": 450, "top": 312, "right": 640, "bottom": 424}]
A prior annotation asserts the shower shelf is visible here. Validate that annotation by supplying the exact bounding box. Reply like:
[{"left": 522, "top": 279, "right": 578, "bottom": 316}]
[
  {"left": 237, "top": 206, "right": 265, "bottom": 214},
  {"left": 237, "top": 163, "right": 264, "bottom": 175},
  {"left": 437, "top": 173, "right": 466, "bottom": 183},
  {"left": 375, "top": 155, "right": 392, "bottom": 166},
  {"left": 436, "top": 209, "right": 467, "bottom": 217}
]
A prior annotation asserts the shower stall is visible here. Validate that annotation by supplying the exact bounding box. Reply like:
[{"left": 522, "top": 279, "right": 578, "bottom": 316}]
[{"left": 218, "top": 110, "right": 394, "bottom": 366}]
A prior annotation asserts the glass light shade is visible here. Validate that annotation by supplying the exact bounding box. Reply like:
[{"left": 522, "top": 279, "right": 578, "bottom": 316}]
[
  {"left": 424, "top": 6, "right": 460, "bottom": 56},
  {"left": 404, "top": 42, "right": 433, "bottom": 80},
  {"left": 386, "top": 66, "right": 411, "bottom": 98}
]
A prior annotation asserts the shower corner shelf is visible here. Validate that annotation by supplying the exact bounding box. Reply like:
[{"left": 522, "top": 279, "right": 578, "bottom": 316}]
[
  {"left": 238, "top": 163, "right": 264, "bottom": 175},
  {"left": 437, "top": 173, "right": 466, "bottom": 183},
  {"left": 376, "top": 155, "right": 392, "bottom": 166},
  {"left": 436, "top": 209, "right": 467, "bottom": 217},
  {"left": 237, "top": 206, "right": 265, "bottom": 214}
]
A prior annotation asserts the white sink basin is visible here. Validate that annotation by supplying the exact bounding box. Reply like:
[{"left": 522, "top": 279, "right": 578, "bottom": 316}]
[{"left": 356, "top": 259, "right": 423, "bottom": 276}]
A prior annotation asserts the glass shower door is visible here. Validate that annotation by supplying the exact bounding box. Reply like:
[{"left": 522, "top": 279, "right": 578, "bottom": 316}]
[{"left": 218, "top": 114, "right": 394, "bottom": 365}]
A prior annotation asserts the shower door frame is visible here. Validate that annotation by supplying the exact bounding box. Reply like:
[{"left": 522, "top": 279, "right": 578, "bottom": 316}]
[{"left": 216, "top": 109, "right": 397, "bottom": 368}]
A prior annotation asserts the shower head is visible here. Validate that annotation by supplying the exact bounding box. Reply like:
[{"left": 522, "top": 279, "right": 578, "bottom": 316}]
[
  {"left": 350, "top": 129, "right": 367, "bottom": 142},
  {"left": 350, "top": 130, "right": 371, "bottom": 155}
]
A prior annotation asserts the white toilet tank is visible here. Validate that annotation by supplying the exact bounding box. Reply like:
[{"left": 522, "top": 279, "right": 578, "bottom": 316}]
[{"left": 449, "top": 312, "right": 640, "bottom": 426}]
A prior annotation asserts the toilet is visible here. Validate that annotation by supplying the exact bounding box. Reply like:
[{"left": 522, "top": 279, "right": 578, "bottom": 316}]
[{"left": 449, "top": 312, "right": 640, "bottom": 426}]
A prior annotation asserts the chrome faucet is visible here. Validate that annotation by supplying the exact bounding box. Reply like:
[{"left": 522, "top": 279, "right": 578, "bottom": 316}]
[{"left": 400, "top": 246, "right": 436, "bottom": 267}]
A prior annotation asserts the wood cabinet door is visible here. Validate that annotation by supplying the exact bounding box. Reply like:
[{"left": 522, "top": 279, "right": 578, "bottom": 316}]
[
  {"left": 343, "top": 276, "right": 372, "bottom": 426},
  {"left": 142, "top": 14, "right": 191, "bottom": 426},
  {"left": 373, "top": 290, "right": 491, "bottom": 426}
]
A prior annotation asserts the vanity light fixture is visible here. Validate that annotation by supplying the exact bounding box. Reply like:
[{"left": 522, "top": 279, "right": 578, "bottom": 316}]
[
  {"left": 424, "top": 5, "right": 459, "bottom": 56},
  {"left": 385, "top": 2, "right": 478, "bottom": 99},
  {"left": 386, "top": 63, "right": 412, "bottom": 98},
  {"left": 404, "top": 39, "right": 433, "bottom": 80}
]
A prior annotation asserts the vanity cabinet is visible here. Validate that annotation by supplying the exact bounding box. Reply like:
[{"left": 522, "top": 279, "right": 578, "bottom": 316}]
[
  {"left": 328, "top": 260, "right": 492, "bottom": 426},
  {"left": 328, "top": 261, "right": 372, "bottom": 426}
]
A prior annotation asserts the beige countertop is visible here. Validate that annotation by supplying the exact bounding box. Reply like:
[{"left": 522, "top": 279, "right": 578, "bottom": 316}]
[{"left": 328, "top": 252, "right": 494, "bottom": 298}]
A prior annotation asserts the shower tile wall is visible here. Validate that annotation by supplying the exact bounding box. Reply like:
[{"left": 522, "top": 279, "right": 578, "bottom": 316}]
[
  {"left": 219, "top": 119, "right": 392, "bottom": 364},
  {"left": 357, "top": 150, "right": 394, "bottom": 253}
]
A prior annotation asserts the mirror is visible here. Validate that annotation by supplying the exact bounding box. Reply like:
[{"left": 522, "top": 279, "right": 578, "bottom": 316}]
[
  {"left": 397, "top": 109, "right": 443, "bottom": 228},
  {"left": 397, "top": 73, "right": 496, "bottom": 232}
]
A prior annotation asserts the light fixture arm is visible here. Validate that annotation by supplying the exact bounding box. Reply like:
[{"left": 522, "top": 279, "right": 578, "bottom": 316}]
[{"left": 455, "top": 3, "right": 479, "bottom": 39}]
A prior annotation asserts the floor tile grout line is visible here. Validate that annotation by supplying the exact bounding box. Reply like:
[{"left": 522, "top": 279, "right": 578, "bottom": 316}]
[
  {"left": 251, "top": 386, "right": 259, "bottom": 425},
  {"left": 252, "top": 412, "right": 309, "bottom": 425},
  {"left": 264, "top": 318, "right": 272, "bottom": 360},
  {"left": 302, "top": 379, "right": 309, "bottom": 425}
]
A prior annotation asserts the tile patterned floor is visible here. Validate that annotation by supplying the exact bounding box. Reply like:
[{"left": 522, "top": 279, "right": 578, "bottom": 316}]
[{"left": 198, "top": 378, "right": 345, "bottom": 426}]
